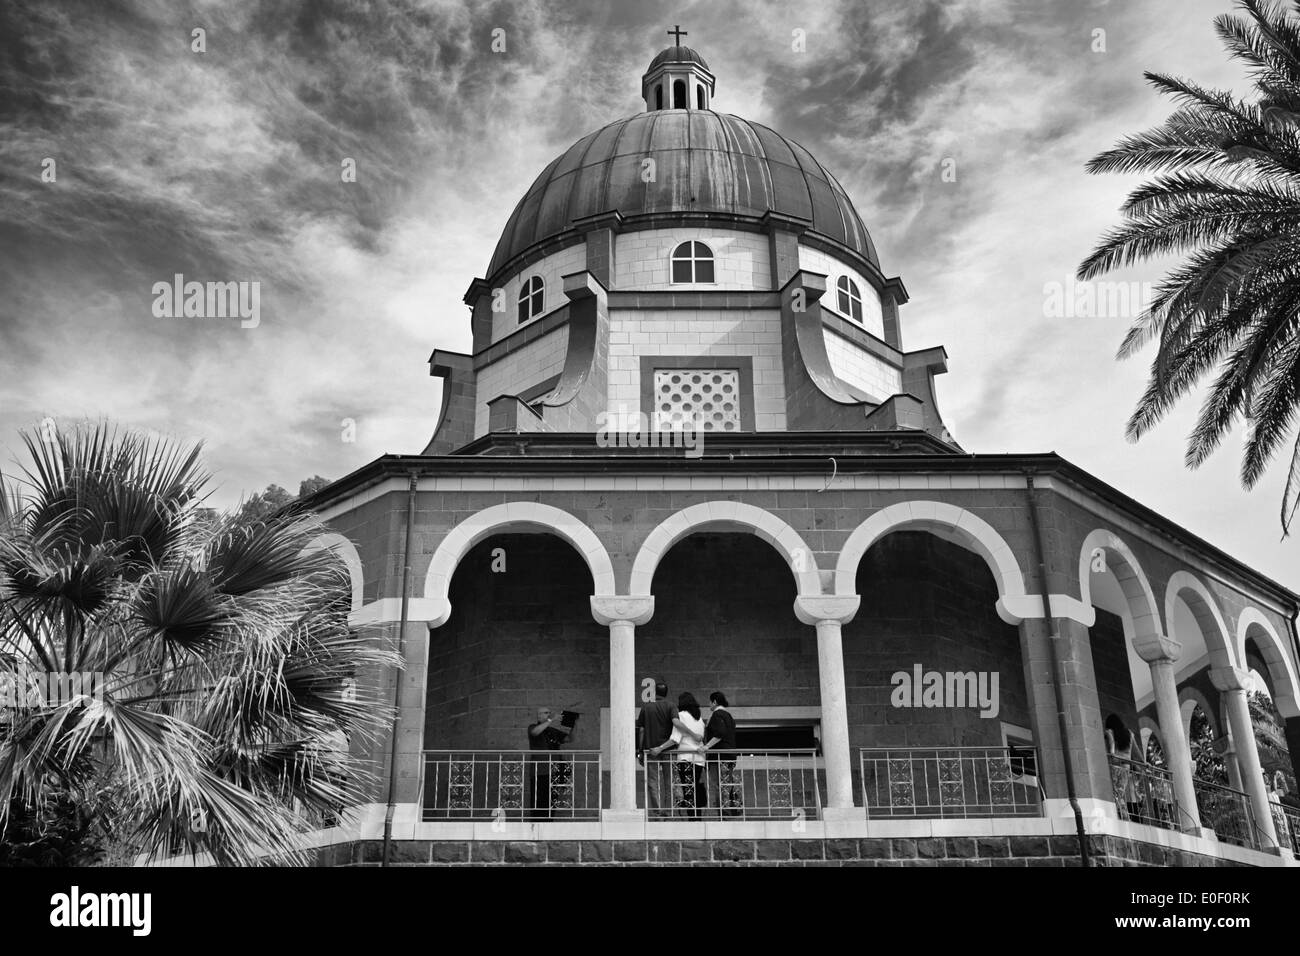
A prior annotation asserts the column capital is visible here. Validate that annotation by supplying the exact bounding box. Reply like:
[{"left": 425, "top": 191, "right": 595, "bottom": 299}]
[
  {"left": 1136, "top": 633, "right": 1183, "bottom": 664},
  {"left": 1209, "top": 665, "right": 1252, "bottom": 693},
  {"left": 590, "top": 595, "right": 654, "bottom": 627},
  {"left": 794, "top": 595, "right": 860, "bottom": 626}
]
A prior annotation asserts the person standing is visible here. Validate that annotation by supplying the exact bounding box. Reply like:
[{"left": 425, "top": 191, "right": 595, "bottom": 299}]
[
  {"left": 527, "top": 707, "right": 569, "bottom": 819},
  {"left": 704, "top": 691, "right": 740, "bottom": 817},
  {"left": 650, "top": 692, "right": 707, "bottom": 818},
  {"left": 636, "top": 680, "right": 676, "bottom": 815}
]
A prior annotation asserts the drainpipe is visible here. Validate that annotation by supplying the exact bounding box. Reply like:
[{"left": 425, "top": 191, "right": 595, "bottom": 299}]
[
  {"left": 382, "top": 472, "right": 419, "bottom": 866},
  {"left": 1024, "top": 469, "right": 1091, "bottom": 867}
]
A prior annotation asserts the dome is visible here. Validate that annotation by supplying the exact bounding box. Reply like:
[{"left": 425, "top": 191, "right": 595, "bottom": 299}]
[
  {"left": 647, "top": 45, "right": 709, "bottom": 71},
  {"left": 485, "top": 111, "right": 880, "bottom": 281}
]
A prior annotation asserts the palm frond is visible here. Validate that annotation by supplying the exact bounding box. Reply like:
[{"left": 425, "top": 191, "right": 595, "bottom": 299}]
[{"left": 1080, "top": 0, "right": 1300, "bottom": 532}]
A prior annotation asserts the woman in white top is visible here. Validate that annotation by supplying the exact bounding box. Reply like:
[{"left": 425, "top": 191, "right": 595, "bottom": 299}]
[{"left": 649, "top": 692, "right": 708, "bottom": 818}]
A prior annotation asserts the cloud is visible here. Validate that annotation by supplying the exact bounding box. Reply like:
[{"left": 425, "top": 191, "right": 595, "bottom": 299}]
[{"left": 0, "top": 0, "right": 1293, "bottom": 587}]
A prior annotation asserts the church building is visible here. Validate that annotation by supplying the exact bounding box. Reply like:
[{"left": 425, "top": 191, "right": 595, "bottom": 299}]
[{"left": 301, "top": 34, "right": 1300, "bottom": 867}]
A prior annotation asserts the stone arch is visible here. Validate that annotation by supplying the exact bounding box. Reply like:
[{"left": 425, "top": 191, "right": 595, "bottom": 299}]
[
  {"left": 835, "top": 501, "right": 1029, "bottom": 623},
  {"left": 1139, "top": 715, "right": 1163, "bottom": 759},
  {"left": 1078, "top": 529, "right": 1163, "bottom": 655},
  {"left": 1179, "top": 686, "right": 1220, "bottom": 743},
  {"left": 629, "top": 501, "right": 821, "bottom": 597},
  {"left": 1163, "top": 570, "right": 1235, "bottom": 670},
  {"left": 303, "top": 532, "right": 364, "bottom": 613},
  {"left": 422, "top": 502, "right": 616, "bottom": 627},
  {"left": 1235, "top": 607, "right": 1300, "bottom": 719}
]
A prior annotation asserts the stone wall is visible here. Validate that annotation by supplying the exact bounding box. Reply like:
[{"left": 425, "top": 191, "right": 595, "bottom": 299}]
[
  {"left": 490, "top": 243, "right": 587, "bottom": 343},
  {"left": 797, "top": 245, "right": 884, "bottom": 339},
  {"left": 634, "top": 533, "right": 816, "bottom": 707},
  {"left": 845, "top": 532, "right": 1032, "bottom": 749},
  {"left": 823, "top": 326, "right": 901, "bottom": 402},
  {"left": 474, "top": 326, "right": 569, "bottom": 437},
  {"left": 1089, "top": 606, "right": 1140, "bottom": 745},
  {"left": 613, "top": 227, "right": 771, "bottom": 290},
  {"left": 316, "top": 833, "right": 1240, "bottom": 867},
  {"left": 607, "top": 307, "right": 787, "bottom": 431},
  {"left": 425, "top": 535, "right": 609, "bottom": 751}
]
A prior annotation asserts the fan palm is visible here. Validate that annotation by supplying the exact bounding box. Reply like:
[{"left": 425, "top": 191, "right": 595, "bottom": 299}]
[
  {"left": 0, "top": 422, "right": 395, "bottom": 866},
  {"left": 1078, "top": 0, "right": 1300, "bottom": 532}
]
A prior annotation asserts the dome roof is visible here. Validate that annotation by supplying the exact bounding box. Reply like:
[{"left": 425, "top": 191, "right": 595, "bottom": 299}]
[
  {"left": 647, "top": 45, "right": 710, "bottom": 71},
  {"left": 486, "top": 110, "right": 879, "bottom": 280}
]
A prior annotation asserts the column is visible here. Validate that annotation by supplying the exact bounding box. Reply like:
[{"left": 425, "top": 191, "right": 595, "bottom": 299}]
[
  {"left": 1211, "top": 666, "right": 1280, "bottom": 849},
  {"left": 794, "top": 595, "right": 861, "bottom": 816},
  {"left": 1144, "top": 649, "right": 1201, "bottom": 831},
  {"left": 590, "top": 595, "right": 655, "bottom": 820},
  {"left": 1224, "top": 739, "right": 1245, "bottom": 793},
  {"left": 1017, "top": 614, "right": 1114, "bottom": 815}
]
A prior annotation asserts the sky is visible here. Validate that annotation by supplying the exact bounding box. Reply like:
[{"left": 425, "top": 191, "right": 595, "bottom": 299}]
[{"left": 0, "top": 0, "right": 1296, "bottom": 589}]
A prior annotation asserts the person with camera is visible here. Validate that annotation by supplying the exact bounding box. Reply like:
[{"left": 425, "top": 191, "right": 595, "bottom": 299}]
[{"left": 526, "top": 706, "right": 571, "bottom": 819}]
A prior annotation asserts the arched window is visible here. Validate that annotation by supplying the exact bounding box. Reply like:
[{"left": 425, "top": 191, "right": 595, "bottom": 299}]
[
  {"left": 836, "top": 276, "right": 863, "bottom": 322},
  {"left": 517, "top": 275, "right": 544, "bottom": 324},
  {"left": 673, "top": 79, "right": 686, "bottom": 109},
  {"left": 697, "top": 85, "right": 706, "bottom": 109},
  {"left": 655, "top": 85, "right": 664, "bottom": 110},
  {"left": 670, "top": 241, "right": 715, "bottom": 284}
]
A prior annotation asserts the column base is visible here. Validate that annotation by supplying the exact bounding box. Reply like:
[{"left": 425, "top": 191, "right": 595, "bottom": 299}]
[
  {"left": 600, "top": 809, "right": 647, "bottom": 825},
  {"left": 822, "top": 806, "right": 867, "bottom": 824},
  {"left": 1044, "top": 797, "right": 1117, "bottom": 824}
]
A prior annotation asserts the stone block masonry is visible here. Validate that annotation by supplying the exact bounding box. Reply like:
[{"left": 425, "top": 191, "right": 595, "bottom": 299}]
[{"left": 315, "top": 835, "right": 1240, "bottom": 867}]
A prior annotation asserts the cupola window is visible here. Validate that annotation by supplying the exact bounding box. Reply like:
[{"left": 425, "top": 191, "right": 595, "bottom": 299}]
[
  {"left": 836, "top": 275, "right": 863, "bottom": 322},
  {"left": 517, "top": 275, "right": 544, "bottom": 324},
  {"left": 670, "top": 241, "right": 715, "bottom": 284},
  {"left": 697, "top": 85, "right": 706, "bottom": 109},
  {"left": 673, "top": 79, "right": 686, "bottom": 108}
]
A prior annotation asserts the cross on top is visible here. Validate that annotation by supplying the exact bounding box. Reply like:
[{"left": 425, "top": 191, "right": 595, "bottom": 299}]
[{"left": 668, "top": 25, "right": 687, "bottom": 46}]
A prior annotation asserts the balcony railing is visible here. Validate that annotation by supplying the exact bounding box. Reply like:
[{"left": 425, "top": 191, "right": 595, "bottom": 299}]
[
  {"left": 643, "top": 749, "right": 824, "bottom": 821},
  {"left": 859, "top": 746, "right": 1043, "bottom": 819},
  {"left": 420, "top": 750, "right": 602, "bottom": 822},
  {"left": 1193, "top": 777, "right": 1258, "bottom": 850},
  {"left": 1109, "top": 754, "right": 1185, "bottom": 832},
  {"left": 1108, "top": 757, "right": 1282, "bottom": 851},
  {"left": 1271, "top": 802, "right": 1300, "bottom": 856}
]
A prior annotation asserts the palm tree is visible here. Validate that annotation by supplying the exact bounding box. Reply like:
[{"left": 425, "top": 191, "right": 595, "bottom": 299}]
[
  {"left": 1078, "top": 0, "right": 1300, "bottom": 532},
  {"left": 0, "top": 422, "right": 395, "bottom": 866}
]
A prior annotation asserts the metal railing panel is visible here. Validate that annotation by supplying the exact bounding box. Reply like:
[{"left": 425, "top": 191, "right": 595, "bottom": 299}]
[
  {"left": 642, "top": 749, "right": 824, "bottom": 821},
  {"left": 420, "top": 750, "right": 603, "bottom": 822},
  {"left": 1193, "top": 777, "right": 1258, "bottom": 850},
  {"left": 860, "top": 747, "right": 1043, "bottom": 819}
]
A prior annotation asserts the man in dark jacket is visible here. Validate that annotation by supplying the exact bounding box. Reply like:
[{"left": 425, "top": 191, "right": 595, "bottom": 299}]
[
  {"left": 636, "top": 680, "right": 676, "bottom": 815},
  {"left": 527, "top": 707, "right": 570, "bottom": 819}
]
